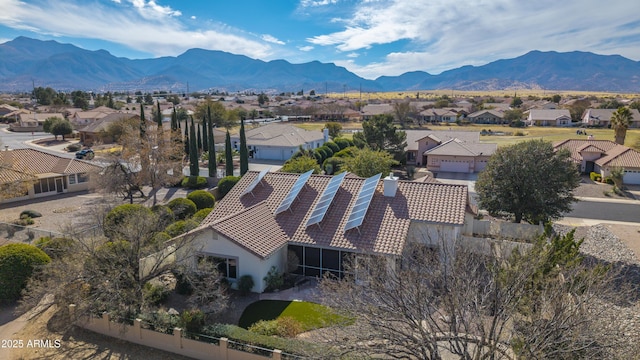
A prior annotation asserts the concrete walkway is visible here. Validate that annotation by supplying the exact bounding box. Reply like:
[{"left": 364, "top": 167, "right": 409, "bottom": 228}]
[{"left": 259, "top": 278, "right": 322, "bottom": 303}]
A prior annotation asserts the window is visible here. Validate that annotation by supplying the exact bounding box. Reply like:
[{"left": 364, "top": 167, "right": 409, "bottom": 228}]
[
  {"left": 77, "top": 173, "right": 89, "bottom": 183},
  {"left": 68, "top": 174, "right": 76, "bottom": 185},
  {"left": 198, "top": 254, "right": 237, "bottom": 279}
]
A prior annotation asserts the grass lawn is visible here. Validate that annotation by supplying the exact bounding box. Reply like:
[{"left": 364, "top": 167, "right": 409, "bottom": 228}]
[{"left": 238, "top": 300, "right": 346, "bottom": 331}]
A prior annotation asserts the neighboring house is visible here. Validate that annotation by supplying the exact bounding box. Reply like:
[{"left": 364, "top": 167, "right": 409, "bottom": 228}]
[
  {"left": 419, "top": 109, "right": 459, "bottom": 123},
  {"left": 554, "top": 139, "right": 640, "bottom": 184},
  {"left": 0, "top": 148, "right": 101, "bottom": 203},
  {"left": 404, "top": 130, "right": 496, "bottom": 172},
  {"left": 178, "top": 171, "right": 474, "bottom": 292},
  {"left": 527, "top": 109, "right": 572, "bottom": 127},
  {"left": 10, "top": 113, "right": 65, "bottom": 132},
  {"left": 467, "top": 109, "right": 505, "bottom": 124},
  {"left": 229, "top": 123, "right": 327, "bottom": 161},
  {"left": 581, "top": 108, "right": 640, "bottom": 128},
  {"left": 71, "top": 110, "right": 113, "bottom": 127},
  {"left": 78, "top": 113, "right": 140, "bottom": 145},
  {"left": 0, "top": 104, "right": 19, "bottom": 117},
  {"left": 360, "top": 104, "right": 393, "bottom": 120}
]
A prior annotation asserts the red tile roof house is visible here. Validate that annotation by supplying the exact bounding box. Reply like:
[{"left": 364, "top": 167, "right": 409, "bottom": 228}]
[
  {"left": 174, "top": 170, "right": 475, "bottom": 293},
  {"left": 404, "top": 130, "right": 497, "bottom": 173},
  {"left": 0, "top": 148, "right": 102, "bottom": 204},
  {"left": 554, "top": 139, "right": 640, "bottom": 184}
]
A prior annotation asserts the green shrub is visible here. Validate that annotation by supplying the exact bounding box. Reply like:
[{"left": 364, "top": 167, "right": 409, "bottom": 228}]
[
  {"left": 66, "top": 143, "right": 82, "bottom": 152},
  {"left": 263, "top": 266, "right": 283, "bottom": 292},
  {"left": 589, "top": 172, "right": 602, "bottom": 182},
  {"left": 324, "top": 141, "right": 340, "bottom": 154},
  {"left": 151, "top": 232, "right": 172, "bottom": 244},
  {"left": 187, "top": 190, "right": 215, "bottom": 210},
  {"left": 180, "top": 309, "right": 205, "bottom": 334},
  {"left": 14, "top": 216, "right": 34, "bottom": 226},
  {"left": 20, "top": 210, "right": 42, "bottom": 218},
  {"left": 334, "top": 138, "right": 352, "bottom": 150},
  {"left": 201, "top": 323, "right": 323, "bottom": 357},
  {"left": 34, "top": 236, "right": 73, "bottom": 258},
  {"left": 151, "top": 205, "right": 175, "bottom": 228},
  {"left": 167, "top": 198, "right": 197, "bottom": 220},
  {"left": 603, "top": 177, "right": 614, "bottom": 185},
  {"left": 143, "top": 282, "right": 170, "bottom": 306},
  {"left": 164, "top": 219, "right": 199, "bottom": 237},
  {"left": 320, "top": 145, "right": 334, "bottom": 158},
  {"left": 322, "top": 157, "right": 344, "bottom": 175},
  {"left": 333, "top": 146, "right": 356, "bottom": 158},
  {"left": 248, "top": 317, "right": 303, "bottom": 338},
  {"left": 0, "top": 243, "right": 51, "bottom": 303},
  {"left": 192, "top": 208, "right": 213, "bottom": 223},
  {"left": 104, "top": 204, "right": 152, "bottom": 238},
  {"left": 218, "top": 176, "right": 241, "bottom": 198},
  {"left": 238, "top": 275, "right": 255, "bottom": 295},
  {"left": 138, "top": 309, "right": 180, "bottom": 334},
  {"left": 173, "top": 270, "right": 193, "bottom": 295},
  {"left": 181, "top": 176, "right": 208, "bottom": 189}
]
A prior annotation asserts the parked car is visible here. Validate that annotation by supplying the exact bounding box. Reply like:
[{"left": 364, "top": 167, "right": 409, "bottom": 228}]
[{"left": 75, "top": 149, "right": 95, "bottom": 160}]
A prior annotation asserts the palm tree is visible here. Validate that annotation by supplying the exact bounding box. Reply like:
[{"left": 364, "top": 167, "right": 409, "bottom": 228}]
[{"left": 610, "top": 107, "right": 632, "bottom": 145}]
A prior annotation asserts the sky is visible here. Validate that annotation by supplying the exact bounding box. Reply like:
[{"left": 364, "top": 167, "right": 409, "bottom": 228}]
[{"left": 0, "top": 0, "right": 639, "bottom": 79}]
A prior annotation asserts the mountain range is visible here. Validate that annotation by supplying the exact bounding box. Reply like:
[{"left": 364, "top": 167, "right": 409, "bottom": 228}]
[{"left": 1, "top": 36, "right": 639, "bottom": 93}]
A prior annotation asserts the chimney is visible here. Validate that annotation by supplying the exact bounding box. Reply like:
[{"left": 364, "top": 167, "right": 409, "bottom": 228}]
[
  {"left": 323, "top": 128, "right": 329, "bottom": 143},
  {"left": 383, "top": 172, "right": 398, "bottom": 197}
]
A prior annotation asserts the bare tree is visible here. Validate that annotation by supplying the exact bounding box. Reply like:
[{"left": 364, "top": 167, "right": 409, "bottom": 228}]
[
  {"left": 19, "top": 205, "right": 227, "bottom": 326},
  {"left": 393, "top": 101, "right": 418, "bottom": 128},
  {"left": 319, "top": 229, "right": 635, "bottom": 359}
]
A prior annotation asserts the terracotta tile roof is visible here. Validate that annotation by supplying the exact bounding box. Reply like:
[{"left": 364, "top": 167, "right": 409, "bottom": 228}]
[
  {"left": 202, "top": 171, "right": 469, "bottom": 257},
  {"left": 210, "top": 201, "right": 289, "bottom": 259},
  {"left": 404, "top": 130, "right": 480, "bottom": 151},
  {"left": 232, "top": 124, "right": 324, "bottom": 147},
  {"left": 0, "top": 149, "right": 101, "bottom": 183},
  {"left": 554, "top": 139, "right": 640, "bottom": 169},
  {"left": 424, "top": 139, "right": 497, "bottom": 157}
]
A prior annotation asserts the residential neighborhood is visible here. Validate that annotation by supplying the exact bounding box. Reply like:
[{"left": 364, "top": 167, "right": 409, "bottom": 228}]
[{"left": 1, "top": 87, "right": 640, "bottom": 360}]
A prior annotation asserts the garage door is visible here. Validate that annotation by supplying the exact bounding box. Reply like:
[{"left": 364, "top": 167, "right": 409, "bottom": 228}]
[
  {"left": 257, "top": 148, "right": 284, "bottom": 161},
  {"left": 440, "top": 159, "right": 470, "bottom": 172},
  {"left": 623, "top": 169, "right": 640, "bottom": 185},
  {"left": 475, "top": 160, "right": 488, "bottom": 172}
]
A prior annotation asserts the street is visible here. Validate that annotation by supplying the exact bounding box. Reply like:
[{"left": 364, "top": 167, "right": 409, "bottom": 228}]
[{"left": 567, "top": 199, "right": 640, "bottom": 223}]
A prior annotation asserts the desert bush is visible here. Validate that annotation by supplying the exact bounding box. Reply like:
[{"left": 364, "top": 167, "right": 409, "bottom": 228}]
[
  {"left": 104, "top": 204, "right": 152, "bottom": 238},
  {"left": 34, "top": 236, "right": 73, "bottom": 258},
  {"left": 164, "top": 219, "right": 199, "bottom": 237},
  {"left": 150, "top": 205, "right": 175, "bottom": 228},
  {"left": 180, "top": 309, "right": 205, "bottom": 334},
  {"left": 167, "top": 198, "right": 197, "bottom": 220},
  {"left": 20, "top": 210, "right": 42, "bottom": 218},
  {"left": 263, "top": 266, "right": 283, "bottom": 292},
  {"left": 248, "top": 317, "right": 303, "bottom": 338},
  {"left": 192, "top": 208, "right": 213, "bottom": 223},
  {"left": 143, "top": 282, "right": 170, "bottom": 306},
  {"left": 238, "top": 275, "right": 255, "bottom": 295},
  {"left": 187, "top": 190, "right": 215, "bottom": 210},
  {"left": 217, "top": 176, "right": 241, "bottom": 198},
  {"left": 14, "top": 216, "right": 34, "bottom": 226},
  {"left": 181, "top": 176, "right": 208, "bottom": 189},
  {"left": 0, "top": 243, "right": 50, "bottom": 303}
]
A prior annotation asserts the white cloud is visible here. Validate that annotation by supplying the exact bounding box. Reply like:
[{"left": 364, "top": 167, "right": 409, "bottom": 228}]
[
  {"left": 0, "top": 0, "right": 272, "bottom": 59},
  {"left": 190, "top": 15, "right": 196, "bottom": 20},
  {"left": 261, "top": 34, "right": 285, "bottom": 45},
  {"left": 298, "top": 45, "right": 314, "bottom": 52},
  {"left": 309, "top": 0, "right": 640, "bottom": 76},
  {"left": 346, "top": 52, "right": 359, "bottom": 58},
  {"left": 111, "top": 0, "right": 121, "bottom": 3},
  {"left": 300, "top": 0, "right": 339, "bottom": 7}
]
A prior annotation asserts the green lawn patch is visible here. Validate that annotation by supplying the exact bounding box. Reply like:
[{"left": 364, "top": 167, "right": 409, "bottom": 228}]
[{"left": 239, "top": 300, "right": 347, "bottom": 331}]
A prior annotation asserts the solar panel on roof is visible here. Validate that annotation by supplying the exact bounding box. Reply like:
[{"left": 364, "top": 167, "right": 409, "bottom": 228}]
[
  {"left": 305, "top": 172, "right": 347, "bottom": 227},
  {"left": 344, "top": 173, "right": 382, "bottom": 233},
  {"left": 274, "top": 169, "right": 314, "bottom": 214},
  {"left": 241, "top": 167, "right": 271, "bottom": 197}
]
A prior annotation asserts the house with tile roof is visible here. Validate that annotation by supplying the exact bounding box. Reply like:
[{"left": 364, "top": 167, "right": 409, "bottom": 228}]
[
  {"left": 78, "top": 113, "right": 140, "bottom": 145},
  {"left": 581, "top": 108, "right": 640, "bottom": 128},
  {"left": 527, "top": 109, "right": 572, "bottom": 127},
  {"left": 177, "top": 171, "right": 474, "bottom": 292},
  {"left": 404, "top": 130, "right": 497, "bottom": 172},
  {"left": 467, "top": 109, "right": 505, "bottom": 124},
  {"left": 360, "top": 104, "right": 393, "bottom": 121},
  {"left": 554, "top": 139, "right": 640, "bottom": 184},
  {"left": 229, "top": 123, "right": 327, "bottom": 161},
  {"left": 0, "top": 148, "right": 102, "bottom": 203},
  {"left": 10, "top": 113, "right": 65, "bottom": 132}
]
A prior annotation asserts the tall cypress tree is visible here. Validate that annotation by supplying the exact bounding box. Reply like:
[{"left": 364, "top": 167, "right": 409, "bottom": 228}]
[
  {"left": 184, "top": 132, "right": 190, "bottom": 156},
  {"left": 189, "top": 117, "right": 199, "bottom": 176},
  {"left": 225, "top": 130, "right": 233, "bottom": 177},
  {"left": 139, "top": 105, "right": 146, "bottom": 138},
  {"left": 196, "top": 123, "right": 202, "bottom": 151},
  {"left": 171, "top": 106, "right": 178, "bottom": 131},
  {"left": 156, "top": 101, "right": 162, "bottom": 128},
  {"left": 239, "top": 118, "right": 248, "bottom": 175},
  {"left": 207, "top": 114, "right": 216, "bottom": 178},
  {"left": 202, "top": 116, "right": 209, "bottom": 152}
]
